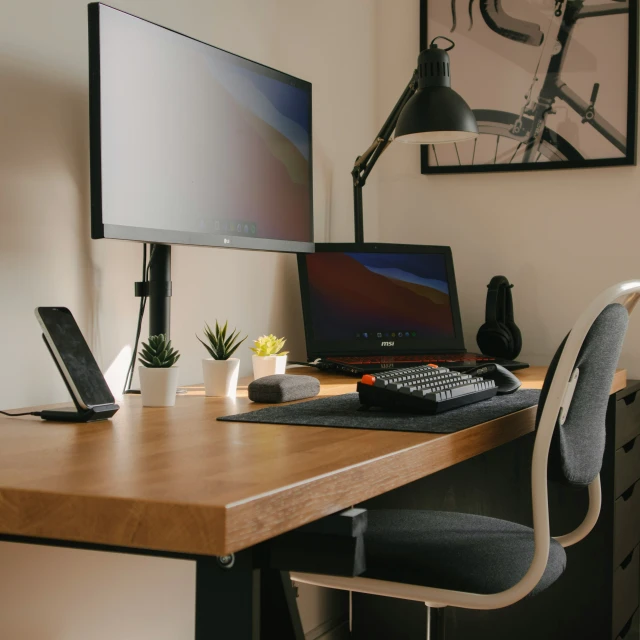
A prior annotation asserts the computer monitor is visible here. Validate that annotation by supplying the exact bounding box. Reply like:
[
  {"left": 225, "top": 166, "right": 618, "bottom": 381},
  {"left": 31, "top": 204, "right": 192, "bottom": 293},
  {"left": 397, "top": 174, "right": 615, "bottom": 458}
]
[
  {"left": 89, "top": 3, "right": 313, "bottom": 252},
  {"left": 88, "top": 3, "right": 314, "bottom": 336}
]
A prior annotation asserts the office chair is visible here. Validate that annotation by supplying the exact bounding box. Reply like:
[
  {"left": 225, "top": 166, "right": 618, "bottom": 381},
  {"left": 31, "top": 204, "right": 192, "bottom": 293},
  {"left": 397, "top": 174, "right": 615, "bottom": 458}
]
[{"left": 291, "top": 281, "right": 640, "bottom": 638}]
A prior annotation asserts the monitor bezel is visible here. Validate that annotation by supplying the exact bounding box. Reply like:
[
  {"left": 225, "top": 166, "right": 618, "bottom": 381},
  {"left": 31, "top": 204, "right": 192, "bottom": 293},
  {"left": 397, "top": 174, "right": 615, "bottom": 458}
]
[
  {"left": 297, "top": 243, "right": 467, "bottom": 358},
  {"left": 88, "top": 3, "right": 314, "bottom": 254}
]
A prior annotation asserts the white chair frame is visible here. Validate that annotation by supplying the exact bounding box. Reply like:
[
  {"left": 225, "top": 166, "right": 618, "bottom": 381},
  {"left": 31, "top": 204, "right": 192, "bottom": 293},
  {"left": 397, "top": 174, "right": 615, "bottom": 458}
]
[{"left": 292, "top": 281, "right": 640, "bottom": 612}]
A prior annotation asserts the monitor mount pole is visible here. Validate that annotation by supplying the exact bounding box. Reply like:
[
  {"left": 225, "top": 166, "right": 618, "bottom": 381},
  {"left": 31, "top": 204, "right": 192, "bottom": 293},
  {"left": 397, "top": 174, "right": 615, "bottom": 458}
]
[
  {"left": 352, "top": 70, "right": 418, "bottom": 244},
  {"left": 135, "top": 244, "right": 172, "bottom": 338}
]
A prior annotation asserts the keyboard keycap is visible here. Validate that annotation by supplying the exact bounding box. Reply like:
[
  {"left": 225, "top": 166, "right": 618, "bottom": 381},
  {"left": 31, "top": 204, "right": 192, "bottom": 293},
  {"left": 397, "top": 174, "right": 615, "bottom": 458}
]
[{"left": 449, "top": 383, "right": 482, "bottom": 398}]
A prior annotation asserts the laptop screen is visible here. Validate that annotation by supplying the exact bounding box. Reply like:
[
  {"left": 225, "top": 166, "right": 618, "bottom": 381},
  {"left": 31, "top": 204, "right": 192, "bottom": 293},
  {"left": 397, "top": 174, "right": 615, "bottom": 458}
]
[{"left": 297, "top": 244, "right": 465, "bottom": 357}]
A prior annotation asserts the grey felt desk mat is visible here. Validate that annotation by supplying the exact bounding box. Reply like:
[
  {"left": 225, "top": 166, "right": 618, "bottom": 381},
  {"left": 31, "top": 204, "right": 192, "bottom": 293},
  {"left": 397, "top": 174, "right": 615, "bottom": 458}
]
[{"left": 218, "top": 389, "right": 541, "bottom": 434}]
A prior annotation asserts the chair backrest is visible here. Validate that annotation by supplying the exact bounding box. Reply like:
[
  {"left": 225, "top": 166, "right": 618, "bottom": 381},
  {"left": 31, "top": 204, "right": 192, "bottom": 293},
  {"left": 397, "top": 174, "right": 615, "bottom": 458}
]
[
  {"left": 530, "top": 282, "right": 640, "bottom": 557},
  {"left": 535, "top": 304, "right": 629, "bottom": 488}
]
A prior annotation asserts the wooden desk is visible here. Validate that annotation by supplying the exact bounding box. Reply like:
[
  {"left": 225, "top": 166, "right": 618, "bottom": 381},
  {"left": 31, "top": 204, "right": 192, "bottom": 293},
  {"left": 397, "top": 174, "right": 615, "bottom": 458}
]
[
  {"left": 0, "top": 366, "right": 627, "bottom": 639},
  {"left": 0, "top": 367, "right": 626, "bottom": 558}
]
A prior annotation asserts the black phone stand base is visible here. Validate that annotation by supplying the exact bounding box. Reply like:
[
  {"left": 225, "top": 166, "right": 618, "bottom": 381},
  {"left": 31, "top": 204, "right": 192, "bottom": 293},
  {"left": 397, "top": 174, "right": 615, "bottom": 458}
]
[
  {"left": 39, "top": 406, "right": 120, "bottom": 422},
  {"left": 41, "top": 334, "right": 119, "bottom": 423}
]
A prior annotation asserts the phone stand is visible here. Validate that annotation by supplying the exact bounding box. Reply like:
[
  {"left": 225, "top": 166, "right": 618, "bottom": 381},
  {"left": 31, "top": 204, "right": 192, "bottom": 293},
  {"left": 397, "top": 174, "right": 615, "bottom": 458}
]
[{"left": 40, "top": 335, "right": 119, "bottom": 422}]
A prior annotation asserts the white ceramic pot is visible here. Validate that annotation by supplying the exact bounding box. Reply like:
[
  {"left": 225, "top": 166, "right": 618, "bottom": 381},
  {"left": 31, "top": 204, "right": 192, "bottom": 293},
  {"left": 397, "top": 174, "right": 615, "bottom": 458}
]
[
  {"left": 252, "top": 354, "right": 287, "bottom": 380},
  {"left": 139, "top": 366, "right": 179, "bottom": 407},
  {"left": 202, "top": 358, "right": 240, "bottom": 398}
]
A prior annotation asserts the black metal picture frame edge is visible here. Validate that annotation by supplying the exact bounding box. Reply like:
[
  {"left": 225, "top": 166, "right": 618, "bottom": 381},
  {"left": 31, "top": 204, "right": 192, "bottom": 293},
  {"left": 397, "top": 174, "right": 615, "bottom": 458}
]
[{"left": 419, "top": 0, "right": 639, "bottom": 175}]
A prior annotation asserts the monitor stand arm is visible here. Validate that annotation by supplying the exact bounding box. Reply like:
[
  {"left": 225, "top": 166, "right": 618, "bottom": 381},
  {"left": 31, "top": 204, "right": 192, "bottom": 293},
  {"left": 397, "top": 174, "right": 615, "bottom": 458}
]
[
  {"left": 352, "top": 70, "right": 418, "bottom": 244},
  {"left": 135, "top": 244, "right": 172, "bottom": 338}
]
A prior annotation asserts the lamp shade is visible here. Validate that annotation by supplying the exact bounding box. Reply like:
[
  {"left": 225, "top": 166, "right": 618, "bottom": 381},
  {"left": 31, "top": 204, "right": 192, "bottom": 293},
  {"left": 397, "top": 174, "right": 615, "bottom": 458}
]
[{"left": 395, "top": 43, "right": 478, "bottom": 144}]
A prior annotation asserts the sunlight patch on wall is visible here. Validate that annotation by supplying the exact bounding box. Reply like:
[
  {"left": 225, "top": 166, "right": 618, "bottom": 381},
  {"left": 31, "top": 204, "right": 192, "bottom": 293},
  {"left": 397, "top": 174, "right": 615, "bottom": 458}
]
[{"left": 104, "top": 345, "right": 132, "bottom": 401}]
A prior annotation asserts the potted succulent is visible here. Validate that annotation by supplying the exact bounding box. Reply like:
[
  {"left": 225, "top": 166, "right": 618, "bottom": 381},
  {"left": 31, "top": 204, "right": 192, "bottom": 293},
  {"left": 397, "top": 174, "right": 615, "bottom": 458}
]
[
  {"left": 197, "top": 321, "right": 247, "bottom": 397},
  {"left": 138, "top": 334, "right": 181, "bottom": 407},
  {"left": 251, "top": 334, "right": 289, "bottom": 380}
]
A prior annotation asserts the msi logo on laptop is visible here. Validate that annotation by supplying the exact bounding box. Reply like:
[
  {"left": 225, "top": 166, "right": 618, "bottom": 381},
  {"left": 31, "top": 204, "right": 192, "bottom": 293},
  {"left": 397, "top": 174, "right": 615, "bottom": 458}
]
[{"left": 381, "top": 341, "right": 395, "bottom": 347}]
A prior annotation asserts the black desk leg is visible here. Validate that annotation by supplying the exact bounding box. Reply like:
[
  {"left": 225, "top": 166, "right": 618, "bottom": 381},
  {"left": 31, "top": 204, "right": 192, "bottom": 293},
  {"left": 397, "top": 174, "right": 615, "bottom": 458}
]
[
  {"left": 260, "top": 570, "right": 305, "bottom": 640},
  {"left": 195, "top": 554, "right": 305, "bottom": 640},
  {"left": 195, "top": 552, "right": 260, "bottom": 640}
]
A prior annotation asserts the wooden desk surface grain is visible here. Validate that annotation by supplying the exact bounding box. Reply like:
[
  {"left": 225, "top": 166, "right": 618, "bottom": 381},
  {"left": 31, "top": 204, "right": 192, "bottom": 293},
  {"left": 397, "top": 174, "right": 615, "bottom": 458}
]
[{"left": 0, "top": 366, "right": 626, "bottom": 557}]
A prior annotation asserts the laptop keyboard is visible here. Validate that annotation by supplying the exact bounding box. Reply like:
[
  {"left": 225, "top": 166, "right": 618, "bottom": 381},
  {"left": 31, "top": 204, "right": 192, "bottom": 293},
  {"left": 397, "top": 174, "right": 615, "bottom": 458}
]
[{"left": 327, "top": 354, "right": 495, "bottom": 365}]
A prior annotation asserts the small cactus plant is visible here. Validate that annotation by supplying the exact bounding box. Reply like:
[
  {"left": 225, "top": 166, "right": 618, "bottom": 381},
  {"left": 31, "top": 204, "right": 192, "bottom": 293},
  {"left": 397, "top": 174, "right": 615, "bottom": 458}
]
[
  {"left": 139, "top": 334, "right": 180, "bottom": 368},
  {"left": 197, "top": 321, "right": 247, "bottom": 360},
  {"left": 250, "top": 334, "right": 289, "bottom": 357}
]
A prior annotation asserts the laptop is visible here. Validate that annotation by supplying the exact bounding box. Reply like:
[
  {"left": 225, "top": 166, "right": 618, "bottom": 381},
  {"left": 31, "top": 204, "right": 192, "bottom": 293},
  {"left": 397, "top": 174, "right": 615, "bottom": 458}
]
[{"left": 296, "top": 243, "right": 528, "bottom": 375}]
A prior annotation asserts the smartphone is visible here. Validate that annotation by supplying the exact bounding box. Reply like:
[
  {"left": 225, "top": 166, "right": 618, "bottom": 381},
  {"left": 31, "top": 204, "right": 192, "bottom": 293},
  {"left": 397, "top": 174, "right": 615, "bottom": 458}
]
[{"left": 35, "top": 307, "right": 115, "bottom": 409}]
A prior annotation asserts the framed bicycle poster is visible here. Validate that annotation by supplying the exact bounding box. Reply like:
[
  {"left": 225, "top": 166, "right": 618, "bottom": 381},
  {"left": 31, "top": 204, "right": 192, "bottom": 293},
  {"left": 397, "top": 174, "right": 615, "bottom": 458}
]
[{"left": 420, "top": 0, "right": 638, "bottom": 173}]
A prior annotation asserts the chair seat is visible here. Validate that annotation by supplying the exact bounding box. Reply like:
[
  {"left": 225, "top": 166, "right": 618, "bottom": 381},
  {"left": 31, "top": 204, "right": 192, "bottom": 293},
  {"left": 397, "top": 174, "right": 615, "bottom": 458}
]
[{"left": 363, "top": 510, "right": 566, "bottom": 596}]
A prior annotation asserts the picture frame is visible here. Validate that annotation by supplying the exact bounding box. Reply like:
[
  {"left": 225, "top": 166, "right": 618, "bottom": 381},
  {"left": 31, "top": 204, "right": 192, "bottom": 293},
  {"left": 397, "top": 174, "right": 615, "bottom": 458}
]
[{"left": 420, "top": 0, "right": 638, "bottom": 174}]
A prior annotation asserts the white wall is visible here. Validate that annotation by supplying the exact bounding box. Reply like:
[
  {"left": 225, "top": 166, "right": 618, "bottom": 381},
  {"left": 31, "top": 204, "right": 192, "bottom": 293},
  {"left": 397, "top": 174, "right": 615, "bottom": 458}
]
[
  {"left": 374, "top": 0, "right": 640, "bottom": 375},
  {"left": 0, "top": 0, "right": 374, "bottom": 636}
]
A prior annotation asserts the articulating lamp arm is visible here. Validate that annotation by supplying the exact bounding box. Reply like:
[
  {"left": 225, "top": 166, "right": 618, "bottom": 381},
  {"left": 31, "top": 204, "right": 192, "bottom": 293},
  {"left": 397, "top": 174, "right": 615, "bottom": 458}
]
[{"left": 352, "top": 70, "right": 418, "bottom": 243}]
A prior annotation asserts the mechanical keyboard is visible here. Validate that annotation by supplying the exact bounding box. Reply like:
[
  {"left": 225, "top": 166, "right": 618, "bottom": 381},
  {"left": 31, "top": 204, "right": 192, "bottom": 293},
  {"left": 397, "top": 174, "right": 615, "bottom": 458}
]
[{"left": 357, "top": 364, "right": 498, "bottom": 414}]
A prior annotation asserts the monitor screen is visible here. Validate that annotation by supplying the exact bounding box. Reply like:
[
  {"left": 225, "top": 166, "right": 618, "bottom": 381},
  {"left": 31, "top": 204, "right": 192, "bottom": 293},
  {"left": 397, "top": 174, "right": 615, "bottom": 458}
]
[
  {"left": 297, "top": 244, "right": 465, "bottom": 356},
  {"left": 89, "top": 3, "right": 314, "bottom": 253}
]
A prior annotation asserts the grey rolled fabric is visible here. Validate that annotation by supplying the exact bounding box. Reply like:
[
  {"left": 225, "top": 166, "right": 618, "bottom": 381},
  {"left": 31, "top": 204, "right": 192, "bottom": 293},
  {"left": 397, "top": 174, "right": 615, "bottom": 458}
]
[{"left": 248, "top": 374, "right": 320, "bottom": 404}]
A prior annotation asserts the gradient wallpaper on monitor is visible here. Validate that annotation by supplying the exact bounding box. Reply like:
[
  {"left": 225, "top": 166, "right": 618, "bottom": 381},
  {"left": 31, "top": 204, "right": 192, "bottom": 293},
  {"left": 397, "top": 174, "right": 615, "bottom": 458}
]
[
  {"left": 306, "top": 253, "right": 456, "bottom": 341},
  {"left": 99, "top": 6, "right": 312, "bottom": 242}
]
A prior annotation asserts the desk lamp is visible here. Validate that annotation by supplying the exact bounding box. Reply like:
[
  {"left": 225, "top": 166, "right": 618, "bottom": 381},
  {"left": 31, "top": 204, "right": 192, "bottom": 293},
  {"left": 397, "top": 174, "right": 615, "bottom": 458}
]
[{"left": 353, "top": 37, "right": 478, "bottom": 242}]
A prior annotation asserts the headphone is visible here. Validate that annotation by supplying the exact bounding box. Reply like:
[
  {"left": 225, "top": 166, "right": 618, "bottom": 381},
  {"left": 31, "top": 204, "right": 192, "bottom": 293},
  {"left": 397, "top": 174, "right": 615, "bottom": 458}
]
[{"left": 476, "top": 276, "right": 522, "bottom": 360}]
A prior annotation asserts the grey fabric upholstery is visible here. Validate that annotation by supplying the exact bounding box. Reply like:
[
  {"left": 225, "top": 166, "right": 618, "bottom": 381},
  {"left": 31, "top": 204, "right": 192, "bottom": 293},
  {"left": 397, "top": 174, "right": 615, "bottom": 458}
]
[
  {"left": 535, "top": 304, "right": 628, "bottom": 488},
  {"left": 363, "top": 510, "right": 566, "bottom": 596}
]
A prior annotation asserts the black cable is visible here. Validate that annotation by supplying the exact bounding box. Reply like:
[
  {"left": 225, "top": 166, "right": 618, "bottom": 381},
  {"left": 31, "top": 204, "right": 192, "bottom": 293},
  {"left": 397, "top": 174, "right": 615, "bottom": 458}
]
[
  {"left": 0, "top": 410, "right": 42, "bottom": 417},
  {"left": 123, "top": 245, "right": 154, "bottom": 393},
  {"left": 123, "top": 244, "right": 157, "bottom": 395},
  {"left": 430, "top": 35, "right": 456, "bottom": 51},
  {"left": 123, "top": 245, "right": 146, "bottom": 394}
]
